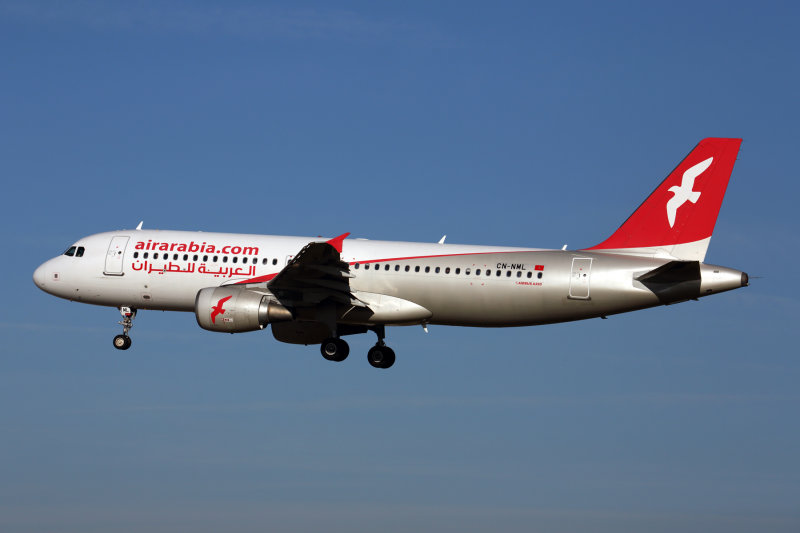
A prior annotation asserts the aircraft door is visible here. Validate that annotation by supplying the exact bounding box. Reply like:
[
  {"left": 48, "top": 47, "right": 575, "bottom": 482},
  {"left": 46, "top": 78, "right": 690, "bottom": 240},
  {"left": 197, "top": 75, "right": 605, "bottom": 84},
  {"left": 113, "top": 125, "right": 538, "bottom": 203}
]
[
  {"left": 104, "top": 236, "right": 129, "bottom": 276},
  {"left": 569, "top": 257, "right": 592, "bottom": 299}
]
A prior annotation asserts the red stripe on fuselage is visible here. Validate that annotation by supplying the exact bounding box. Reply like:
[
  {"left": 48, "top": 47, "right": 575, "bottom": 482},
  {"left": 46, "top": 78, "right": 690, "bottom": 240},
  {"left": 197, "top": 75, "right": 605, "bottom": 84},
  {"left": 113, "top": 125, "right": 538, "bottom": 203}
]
[
  {"left": 233, "top": 250, "right": 540, "bottom": 285},
  {"left": 352, "top": 250, "right": 535, "bottom": 265}
]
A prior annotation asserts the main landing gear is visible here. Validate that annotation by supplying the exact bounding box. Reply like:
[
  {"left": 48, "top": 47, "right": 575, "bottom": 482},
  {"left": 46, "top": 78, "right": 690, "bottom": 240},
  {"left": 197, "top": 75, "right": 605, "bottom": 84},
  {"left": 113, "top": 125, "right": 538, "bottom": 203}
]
[
  {"left": 113, "top": 306, "right": 136, "bottom": 350},
  {"left": 367, "top": 343, "right": 395, "bottom": 369},
  {"left": 319, "top": 325, "right": 396, "bottom": 369},
  {"left": 320, "top": 337, "right": 349, "bottom": 362},
  {"left": 366, "top": 324, "right": 395, "bottom": 369}
]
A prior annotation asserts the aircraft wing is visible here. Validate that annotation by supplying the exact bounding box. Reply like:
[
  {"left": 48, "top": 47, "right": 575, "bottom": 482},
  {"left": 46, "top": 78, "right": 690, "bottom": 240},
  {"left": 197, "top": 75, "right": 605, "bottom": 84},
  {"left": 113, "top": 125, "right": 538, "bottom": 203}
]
[{"left": 263, "top": 233, "right": 364, "bottom": 307}]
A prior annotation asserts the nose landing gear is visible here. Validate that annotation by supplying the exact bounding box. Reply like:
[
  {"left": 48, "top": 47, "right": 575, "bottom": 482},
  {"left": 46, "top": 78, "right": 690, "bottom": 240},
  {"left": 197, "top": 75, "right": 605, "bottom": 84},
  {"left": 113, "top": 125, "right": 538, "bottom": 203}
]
[{"left": 113, "top": 306, "right": 136, "bottom": 350}]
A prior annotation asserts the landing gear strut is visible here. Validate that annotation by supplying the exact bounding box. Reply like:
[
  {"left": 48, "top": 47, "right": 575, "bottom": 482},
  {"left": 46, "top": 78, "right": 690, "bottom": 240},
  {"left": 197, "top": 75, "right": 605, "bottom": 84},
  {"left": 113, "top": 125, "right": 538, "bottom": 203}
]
[
  {"left": 113, "top": 306, "right": 136, "bottom": 350},
  {"left": 367, "top": 325, "right": 395, "bottom": 369},
  {"left": 320, "top": 337, "right": 349, "bottom": 362}
]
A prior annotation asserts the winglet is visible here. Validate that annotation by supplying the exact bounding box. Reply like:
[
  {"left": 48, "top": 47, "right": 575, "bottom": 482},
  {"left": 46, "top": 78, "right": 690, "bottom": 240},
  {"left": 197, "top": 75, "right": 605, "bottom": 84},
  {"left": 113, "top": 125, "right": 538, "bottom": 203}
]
[{"left": 326, "top": 232, "right": 350, "bottom": 253}]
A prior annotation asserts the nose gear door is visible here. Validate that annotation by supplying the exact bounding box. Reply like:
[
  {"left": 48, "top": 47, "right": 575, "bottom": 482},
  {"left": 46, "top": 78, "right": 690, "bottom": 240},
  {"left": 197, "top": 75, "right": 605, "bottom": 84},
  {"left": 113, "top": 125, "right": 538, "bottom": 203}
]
[
  {"left": 104, "top": 236, "right": 129, "bottom": 276},
  {"left": 569, "top": 257, "right": 592, "bottom": 299}
]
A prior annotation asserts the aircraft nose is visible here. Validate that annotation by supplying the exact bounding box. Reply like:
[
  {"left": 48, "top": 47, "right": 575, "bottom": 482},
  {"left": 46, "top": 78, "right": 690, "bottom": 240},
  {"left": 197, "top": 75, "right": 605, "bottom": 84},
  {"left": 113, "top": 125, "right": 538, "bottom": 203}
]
[{"left": 33, "top": 262, "right": 48, "bottom": 290}]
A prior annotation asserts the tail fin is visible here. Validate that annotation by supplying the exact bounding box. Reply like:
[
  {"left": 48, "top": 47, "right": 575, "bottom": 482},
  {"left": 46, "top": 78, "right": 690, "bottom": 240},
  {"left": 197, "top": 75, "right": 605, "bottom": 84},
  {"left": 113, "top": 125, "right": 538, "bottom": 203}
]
[{"left": 586, "top": 137, "right": 742, "bottom": 261}]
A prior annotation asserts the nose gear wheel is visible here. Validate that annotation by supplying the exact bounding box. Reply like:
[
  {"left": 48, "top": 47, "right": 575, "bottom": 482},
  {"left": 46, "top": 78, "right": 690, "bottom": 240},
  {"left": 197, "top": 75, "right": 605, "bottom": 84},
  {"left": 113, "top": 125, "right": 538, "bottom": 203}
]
[
  {"left": 114, "top": 307, "right": 136, "bottom": 350},
  {"left": 113, "top": 334, "right": 131, "bottom": 350}
]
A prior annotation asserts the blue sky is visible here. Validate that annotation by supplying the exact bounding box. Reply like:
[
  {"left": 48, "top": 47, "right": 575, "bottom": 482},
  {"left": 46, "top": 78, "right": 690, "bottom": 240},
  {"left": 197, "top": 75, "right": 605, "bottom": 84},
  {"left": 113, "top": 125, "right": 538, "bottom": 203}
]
[{"left": 1, "top": 1, "right": 799, "bottom": 531}]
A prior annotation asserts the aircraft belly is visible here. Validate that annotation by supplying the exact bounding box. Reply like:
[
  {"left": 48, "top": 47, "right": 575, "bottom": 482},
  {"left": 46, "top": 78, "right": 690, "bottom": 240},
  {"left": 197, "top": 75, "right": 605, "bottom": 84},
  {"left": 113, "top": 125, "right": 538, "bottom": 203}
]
[
  {"left": 84, "top": 271, "right": 200, "bottom": 311},
  {"left": 137, "top": 275, "right": 205, "bottom": 311}
]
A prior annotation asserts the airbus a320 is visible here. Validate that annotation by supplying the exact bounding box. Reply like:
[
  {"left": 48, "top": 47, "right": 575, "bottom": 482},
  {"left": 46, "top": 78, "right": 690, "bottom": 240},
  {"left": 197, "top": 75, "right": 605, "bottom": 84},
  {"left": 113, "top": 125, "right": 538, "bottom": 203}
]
[{"left": 33, "top": 138, "right": 748, "bottom": 369}]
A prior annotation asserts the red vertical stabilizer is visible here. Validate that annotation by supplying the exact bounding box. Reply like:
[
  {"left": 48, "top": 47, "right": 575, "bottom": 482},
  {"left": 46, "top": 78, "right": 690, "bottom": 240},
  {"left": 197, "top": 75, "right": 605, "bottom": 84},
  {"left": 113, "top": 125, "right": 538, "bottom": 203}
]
[{"left": 586, "top": 138, "right": 741, "bottom": 261}]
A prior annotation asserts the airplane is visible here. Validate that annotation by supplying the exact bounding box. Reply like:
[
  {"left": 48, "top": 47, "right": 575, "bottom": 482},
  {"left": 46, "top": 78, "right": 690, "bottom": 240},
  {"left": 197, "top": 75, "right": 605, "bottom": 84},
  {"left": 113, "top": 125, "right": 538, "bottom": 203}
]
[{"left": 33, "top": 138, "right": 748, "bottom": 369}]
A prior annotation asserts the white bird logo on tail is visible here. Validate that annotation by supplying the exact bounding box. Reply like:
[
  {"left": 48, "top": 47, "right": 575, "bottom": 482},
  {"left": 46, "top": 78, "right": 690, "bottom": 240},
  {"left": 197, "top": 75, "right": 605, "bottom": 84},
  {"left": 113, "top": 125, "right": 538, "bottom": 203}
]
[{"left": 666, "top": 157, "right": 712, "bottom": 228}]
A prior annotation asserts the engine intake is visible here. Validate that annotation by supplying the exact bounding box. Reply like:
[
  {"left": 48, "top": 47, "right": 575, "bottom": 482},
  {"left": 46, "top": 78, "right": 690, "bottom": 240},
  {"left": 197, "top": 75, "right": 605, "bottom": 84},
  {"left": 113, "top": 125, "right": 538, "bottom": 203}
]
[{"left": 195, "top": 287, "right": 293, "bottom": 333}]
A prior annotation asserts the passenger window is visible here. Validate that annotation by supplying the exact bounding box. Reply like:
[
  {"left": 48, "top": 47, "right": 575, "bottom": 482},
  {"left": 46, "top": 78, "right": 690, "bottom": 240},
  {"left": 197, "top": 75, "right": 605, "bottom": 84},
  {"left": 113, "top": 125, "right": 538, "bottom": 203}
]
[
  {"left": 203, "top": 255, "right": 208, "bottom": 262},
  {"left": 272, "top": 258, "right": 278, "bottom": 265},
  {"left": 538, "top": 272, "right": 543, "bottom": 279},
  {"left": 445, "top": 267, "right": 450, "bottom": 274},
  {"left": 527, "top": 272, "right": 532, "bottom": 278},
  {"left": 405, "top": 265, "right": 410, "bottom": 272},
  {"left": 233, "top": 257, "right": 238, "bottom": 263},
  {"left": 262, "top": 258, "right": 268, "bottom": 265},
  {"left": 395, "top": 265, "right": 400, "bottom": 272},
  {"left": 415, "top": 266, "right": 420, "bottom": 272},
  {"left": 354, "top": 263, "right": 360, "bottom": 269},
  {"left": 517, "top": 271, "right": 522, "bottom": 277},
  {"left": 242, "top": 257, "right": 248, "bottom": 264},
  {"left": 465, "top": 268, "right": 471, "bottom": 275},
  {"left": 223, "top": 256, "right": 228, "bottom": 263},
  {"left": 365, "top": 264, "right": 370, "bottom": 270},
  {"left": 133, "top": 252, "right": 139, "bottom": 259},
  {"left": 183, "top": 254, "right": 188, "bottom": 261},
  {"left": 425, "top": 266, "right": 430, "bottom": 273},
  {"left": 213, "top": 256, "right": 218, "bottom": 262},
  {"left": 496, "top": 270, "right": 501, "bottom": 277},
  {"left": 63, "top": 246, "right": 76, "bottom": 257},
  {"left": 507, "top": 271, "right": 512, "bottom": 277},
  {"left": 435, "top": 267, "right": 440, "bottom": 274},
  {"left": 384, "top": 264, "right": 390, "bottom": 271},
  {"left": 75, "top": 247, "right": 85, "bottom": 257},
  {"left": 455, "top": 268, "right": 460, "bottom": 274},
  {"left": 486, "top": 270, "right": 491, "bottom": 276},
  {"left": 476, "top": 269, "right": 481, "bottom": 275},
  {"left": 193, "top": 255, "right": 198, "bottom": 261},
  {"left": 154, "top": 253, "right": 159, "bottom": 260},
  {"left": 173, "top": 253, "right": 178, "bottom": 260}
]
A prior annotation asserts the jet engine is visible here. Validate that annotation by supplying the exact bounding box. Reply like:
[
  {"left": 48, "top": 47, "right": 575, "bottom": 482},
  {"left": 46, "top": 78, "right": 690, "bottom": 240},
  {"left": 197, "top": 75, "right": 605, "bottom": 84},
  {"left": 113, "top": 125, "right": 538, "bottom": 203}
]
[{"left": 195, "top": 286, "right": 293, "bottom": 333}]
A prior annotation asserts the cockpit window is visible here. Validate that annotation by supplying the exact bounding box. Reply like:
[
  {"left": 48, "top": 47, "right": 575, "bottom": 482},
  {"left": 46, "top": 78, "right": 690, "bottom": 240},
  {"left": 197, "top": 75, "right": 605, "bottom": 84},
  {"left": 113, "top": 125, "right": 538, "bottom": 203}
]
[
  {"left": 63, "top": 246, "right": 76, "bottom": 257},
  {"left": 75, "top": 247, "right": 85, "bottom": 257}
]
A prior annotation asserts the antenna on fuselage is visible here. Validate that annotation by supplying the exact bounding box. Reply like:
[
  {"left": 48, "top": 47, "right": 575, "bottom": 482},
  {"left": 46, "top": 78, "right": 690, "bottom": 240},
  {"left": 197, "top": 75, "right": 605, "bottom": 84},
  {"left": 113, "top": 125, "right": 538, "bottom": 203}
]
[
  {"left": 561, "top": 244, "right": 567, "bottom": 250},
  {"left": 438, "top": 235, "right": 446, "bottom": 244},
  {"left": 136, "top": 221, "right": 143, "bottom": 230}
]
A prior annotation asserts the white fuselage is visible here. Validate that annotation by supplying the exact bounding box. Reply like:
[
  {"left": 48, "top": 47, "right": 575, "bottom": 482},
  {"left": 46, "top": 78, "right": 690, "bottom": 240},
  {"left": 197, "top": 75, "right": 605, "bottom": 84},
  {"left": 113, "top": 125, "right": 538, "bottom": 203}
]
[{"left": 33, "top": 229, "right": 745, "bottom": 328}]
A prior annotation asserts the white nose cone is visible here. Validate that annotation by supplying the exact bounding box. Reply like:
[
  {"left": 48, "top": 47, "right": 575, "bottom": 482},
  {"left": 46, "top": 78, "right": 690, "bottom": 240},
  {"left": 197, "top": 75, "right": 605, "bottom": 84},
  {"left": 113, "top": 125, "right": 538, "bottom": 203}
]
[{"left": 33, "top": 263, "right": 47, "bottom": 290}]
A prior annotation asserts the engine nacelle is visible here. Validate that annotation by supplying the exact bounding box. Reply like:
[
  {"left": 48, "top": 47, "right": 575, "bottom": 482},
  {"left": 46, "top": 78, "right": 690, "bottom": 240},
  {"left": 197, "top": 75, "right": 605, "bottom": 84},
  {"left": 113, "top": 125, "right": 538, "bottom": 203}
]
[{"left": 195, "top": 286, "right": 293, "bottom": 333}]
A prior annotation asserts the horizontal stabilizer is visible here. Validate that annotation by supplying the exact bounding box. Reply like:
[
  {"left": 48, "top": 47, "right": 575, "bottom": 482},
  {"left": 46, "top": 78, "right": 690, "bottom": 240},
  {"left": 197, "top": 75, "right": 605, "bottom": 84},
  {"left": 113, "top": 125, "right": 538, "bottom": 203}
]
[{"left": 636, "top": 261, "right": 701, "bottom": 304}]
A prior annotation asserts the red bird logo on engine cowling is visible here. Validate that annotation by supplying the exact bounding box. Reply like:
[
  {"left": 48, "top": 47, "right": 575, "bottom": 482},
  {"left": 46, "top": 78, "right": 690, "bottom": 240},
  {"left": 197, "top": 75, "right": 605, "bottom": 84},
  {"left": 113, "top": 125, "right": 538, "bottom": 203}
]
[{"left": 211, "top": 295, "right": 233, "bottom": 324}]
